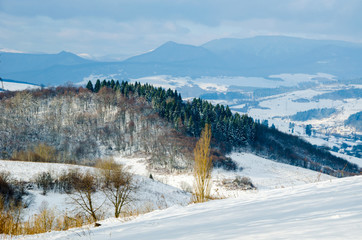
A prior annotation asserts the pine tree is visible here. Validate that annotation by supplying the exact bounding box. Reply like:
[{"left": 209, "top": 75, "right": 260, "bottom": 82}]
[
  {"left": 86, "top": 81, "right": 94, "bottom": 92},
  {"left": 94, "top": 79, "right": 101, "bottom": 93}
]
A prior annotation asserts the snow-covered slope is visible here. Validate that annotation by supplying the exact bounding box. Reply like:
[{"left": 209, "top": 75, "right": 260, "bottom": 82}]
[
  {"left": 0, "top": 151, "right": 335, "bottom": 221},
  {"left": 0, "top": 160, "right": 190, "bottom": 220},
  {"left": 19, "top": 175, "right": 362, "bottom": 240},
  {"left": 115, "top": 152, "right": 335, "bottom": 198},
  {"left": 0, "top": 79, "right": 40, "bottom": 91}
]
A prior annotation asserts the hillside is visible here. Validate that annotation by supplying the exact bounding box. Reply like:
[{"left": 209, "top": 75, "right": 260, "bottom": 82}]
[
  {"left": 0, "top": 82, "right": 359, "bottom": 176},
  {"left": 0, "top": 151, "right": 335, "bottom": 221},
  {"left": 0, "top": 51, "right": 92, "bottom": 75},
  {"left": 0, "top": 159, "right": 190, "bottom": 221},
  {"left": 19, "top": 175, "right": 362, "bottom": 240},
  {"left": 0, "top": 79, "right": 40, "bottom": 92}
]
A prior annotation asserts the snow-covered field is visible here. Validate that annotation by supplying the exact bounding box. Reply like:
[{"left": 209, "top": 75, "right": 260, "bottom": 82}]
[
  {"left": 130, "top": 73, "right": 336, "bottom": 94},
  {"left": 116, "top": 153, "right": 335, "bottom": 198},
  {"left": 246, "top": 85, "right": 362, "bottom": 136},
  {"left": 0, "top": 80, "right": 40, "bottom": 91},
  {"left": 0, "top": 152, "right": 335, "bottom": 220},
  {"left": 0, "top": 160, "right": 190, "bottom": 220},
  {"left": 19, "top": 175, "right": 362, "bottom": 240},
  {"left": 1, "top": 152, "right": 360, "bottom": 239}
]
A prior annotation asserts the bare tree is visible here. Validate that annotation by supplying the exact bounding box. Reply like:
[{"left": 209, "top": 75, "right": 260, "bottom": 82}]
[
  {"left": 193, "top": 124, "right": 213, "bottom": 203},
  {"left": 69, "top": 171, "right": 103, "bottom": 223},
  {"left": 97, "top": 159, "right": 135, "bottom": 218}
]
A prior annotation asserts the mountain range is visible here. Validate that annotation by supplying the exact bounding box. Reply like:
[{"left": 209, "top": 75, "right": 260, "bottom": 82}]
[{"left": 1, "top": 36, "right": 362, "bottom": 86}]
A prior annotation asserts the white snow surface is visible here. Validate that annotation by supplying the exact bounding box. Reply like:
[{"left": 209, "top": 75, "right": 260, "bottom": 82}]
[
  {"left": 130, "top": 73, "right": 336, "bottom": 92},
  {"left": 0, "top": 160, "right": 190, "bottom": 220},
  {"left": 115, "top": 153, "right": 334, "bottom": 198},
  {"left": 0, "top": 81, "right": 40, "bottom": 91},
  {"left": 329, "top": 151, "right": 362, "bottom": 167},
  {"left": 19, "top": 175, "right": 362, "bottom": 240}
]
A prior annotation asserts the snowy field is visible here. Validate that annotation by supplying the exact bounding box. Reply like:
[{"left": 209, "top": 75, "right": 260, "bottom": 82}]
[
  {"left": 115, "top": 152, "right": 335, "bottom": 198},
  {"left": 19, "top": 175, "right": 362, "bottom": 240},
  {"left": 0, "top": 152, "right": 336, "bottom": 221},
  {"left": 329, "top": 151, "right": 362, "bottom": 167},
  {"left": 0, "top": 160, "right": 190, "bottom": 220},
  {"left": 0, "top": 80, "right": 40, "bottom": 91},
  {"left": 130, "top": 73, "right": 336, "bottom": 93},
  {"left": 246, "top": 85, "right": 362, "bottom": 136}
]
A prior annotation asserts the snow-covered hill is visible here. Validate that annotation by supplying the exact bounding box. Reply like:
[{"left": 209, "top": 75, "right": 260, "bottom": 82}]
[
  {"left": 0, "top": 152, "right": 335, "bottom": 221},
  {"left": 115, "top": 152, "right": 334, "bottom": 198},
  {"left": 0, "top": 160, "right": 190, "bottom": 220},
  {"left": 0, "top": 79, "right": 40, "bottom": 91},
  {"left": 19, "top": 174, "right": 362, "bottom": 240}
]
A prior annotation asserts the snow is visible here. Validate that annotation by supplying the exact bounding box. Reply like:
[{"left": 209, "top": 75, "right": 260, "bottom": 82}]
[
  {"left": 0, "top": 160, "right": 190, "bottom": 220},
  {"left": 115, "top": 153, "right": 335, "bottom": 198},
  {"left": 0, "top": 160, "right": 92, "bottom": 182},
  {"left": 227, "top": 153, "right": 334, "bottom": 190},
  {"left": 329, "top": 151, "right": 362, "bottom": 167},
  {"left": 0, "top": 81, "right": 40, "bottom": 91},
  {"left": 19, "top": 175, "right": 362, "bottom": 240},
  {"left": 130, "top": 73, "right": 335, "bottom": 94}
]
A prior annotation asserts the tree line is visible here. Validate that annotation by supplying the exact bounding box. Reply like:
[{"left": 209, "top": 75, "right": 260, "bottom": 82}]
[
  {"left": 84, "top": 79, "right": 360, "bottom": 176},
  {"left": 0, "top": 80, "right": 359, "bottom": 176}
]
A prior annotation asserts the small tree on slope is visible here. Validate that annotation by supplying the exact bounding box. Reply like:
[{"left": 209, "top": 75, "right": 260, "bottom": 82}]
[{"left": 193, "top": 123, "right": 213, "bottom": 203}]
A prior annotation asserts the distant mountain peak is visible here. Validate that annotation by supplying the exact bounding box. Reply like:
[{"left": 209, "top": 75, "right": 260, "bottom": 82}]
[
  {"left": 124, "top": 40, "right": 217, "bottom": 64},
  {"left": 57, "top": 50, "right": 76, "bottom": 56}
]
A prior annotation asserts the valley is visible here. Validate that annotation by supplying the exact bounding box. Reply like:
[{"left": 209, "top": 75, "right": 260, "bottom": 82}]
[{"left": 0, "top": 35, "right": 361, "bottom": 239}]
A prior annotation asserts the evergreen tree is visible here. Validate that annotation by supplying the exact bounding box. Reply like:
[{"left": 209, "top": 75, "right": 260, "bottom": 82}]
[
  {"left": 306, "top": 124, "right": 312, "bottom": 136},
  {"left": 94, "top": 79, "right": 101, "bottom": 93},
  {"left": 86, "top": 81, "right": 94, "bottom": 92},
  {"left": 101, "top": 80, "right": 107, "bottom": 88}
]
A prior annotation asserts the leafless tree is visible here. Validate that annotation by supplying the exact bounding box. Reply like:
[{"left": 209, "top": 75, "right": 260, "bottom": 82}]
[
  {"left": 69, "top": 171, "right": 103, "bottom": 223},
  {"left": 97, "top": 159, "right": 135, "bottom": 218}
]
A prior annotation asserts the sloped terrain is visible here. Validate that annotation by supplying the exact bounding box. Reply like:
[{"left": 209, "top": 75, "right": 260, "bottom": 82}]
[
  {"left": 18, "top": 175, "right": 362, "bottom": 240},
  {"left": 0, "top": 159, "right": 191, "bottom": 221}
]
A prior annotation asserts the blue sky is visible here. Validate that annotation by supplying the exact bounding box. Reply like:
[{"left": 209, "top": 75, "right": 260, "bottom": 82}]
[{"left": 1, "top": 0, "right": 361, "bottom": 60}]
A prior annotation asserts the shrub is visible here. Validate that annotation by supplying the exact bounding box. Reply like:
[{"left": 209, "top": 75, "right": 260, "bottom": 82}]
[
  {"left": 222, "top": 176, "right": 256, "bottom": 190},
  {"left": 56, "top": 169, "right": 81, "bottom": 194},
  {"left": 35, "top": 171, "right": 55, "bottom": 195},
  {"left": 12, "top": 143, "right": 58, "bottom": 163}
]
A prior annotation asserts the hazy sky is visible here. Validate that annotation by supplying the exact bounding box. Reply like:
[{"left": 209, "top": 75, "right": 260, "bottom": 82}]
[{"left": 1, "top": 0, "right": 361, "bottom": 60}]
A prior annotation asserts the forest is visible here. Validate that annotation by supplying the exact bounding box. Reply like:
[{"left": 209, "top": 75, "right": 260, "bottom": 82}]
[{"left": 0, "top": 79, "right": 360, "bottom": 176}]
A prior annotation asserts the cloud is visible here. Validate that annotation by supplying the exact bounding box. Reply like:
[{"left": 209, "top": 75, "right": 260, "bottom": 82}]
[{"left": 0, "top": 0, "right": 361, "bottom": 58}]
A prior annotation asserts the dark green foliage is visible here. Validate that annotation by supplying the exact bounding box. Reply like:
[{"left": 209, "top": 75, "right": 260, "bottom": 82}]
[
  {"left": 88, "top": 80, "right": 256, "bottom": 152},
  {"left": 86, "top": 81, "right": 94, "bottom": 92},
  {"left": 306, "top": 124, "right": 312, "bottom": 136},
  {"left": 2, "top": 80, "right": 359, "bottom": 176},
  {"left": 94, "top": 79, "right": 101, "bottom": 93},
  {"left": 84, "top": 80, "right": 361, "bottom": 176}
]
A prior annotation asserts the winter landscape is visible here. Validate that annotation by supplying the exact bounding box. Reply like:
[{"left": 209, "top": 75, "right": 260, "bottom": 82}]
[{"left": 0, "top": 1, "right": 362, "bottom": 239}]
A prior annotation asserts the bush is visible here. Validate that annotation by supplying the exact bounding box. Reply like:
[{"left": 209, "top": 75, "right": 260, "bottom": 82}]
[
  {"left": 56, "top": 169, "right": 81, "bottom": 194},
  {"left": 0, "top": 196, "right": 23, "bottom": 235},
  {"left": 0, "top": 171, "right": 25, "bottom": 207},
  {"left": 12, "top": 143, "right": 58, "bottom": 163},
  {"left": 222, "top": 176, "right": 256, "bottom": 190},
  {"left": 35, "top": 171, "right": 55, "bottom": 195}
]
